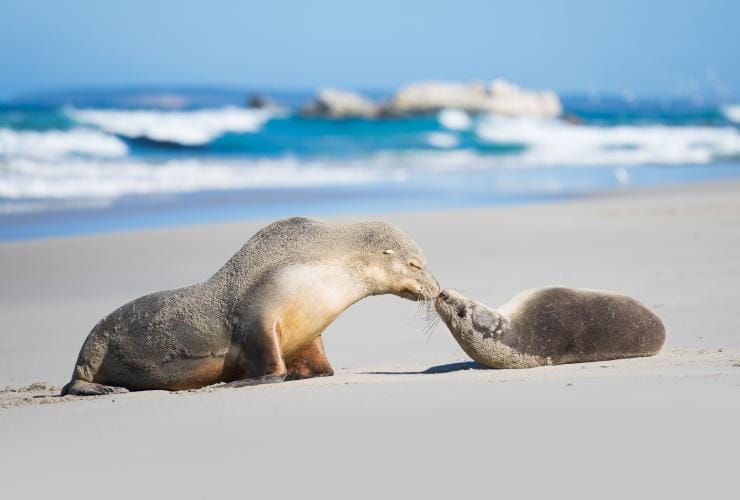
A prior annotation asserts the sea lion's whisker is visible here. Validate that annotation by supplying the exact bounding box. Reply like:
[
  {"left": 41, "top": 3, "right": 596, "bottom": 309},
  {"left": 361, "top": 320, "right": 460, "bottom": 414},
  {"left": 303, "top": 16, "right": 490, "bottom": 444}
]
[
  {"left": 422, "top": 315, "right": 441, "bottom": 343},
  {"left": 415, "top": 294, "right": 439, "bottom": 339},
  {"left": 415, "top": 298, "right": 426, "bottom": 318},
  {"left": 420, "top": 301, "right": 441, "bottom": 340}
]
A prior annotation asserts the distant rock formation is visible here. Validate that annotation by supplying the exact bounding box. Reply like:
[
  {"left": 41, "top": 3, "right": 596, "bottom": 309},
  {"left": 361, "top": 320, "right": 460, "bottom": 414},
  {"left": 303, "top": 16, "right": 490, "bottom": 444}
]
[
  {"left": 388, "top": 81, "right": 489, "bottom": 115},
  {"left": 299, "top": 80, "right": 562, "bottom": 119},
  {"left": 388, "top": 79, "right": 562, "bottom": 117},
  {"left": 300, "top": 88, "right": 379, "bottom": 119},
  {"left": 247, "top": 94, "right": 277, "bottom": 109}
]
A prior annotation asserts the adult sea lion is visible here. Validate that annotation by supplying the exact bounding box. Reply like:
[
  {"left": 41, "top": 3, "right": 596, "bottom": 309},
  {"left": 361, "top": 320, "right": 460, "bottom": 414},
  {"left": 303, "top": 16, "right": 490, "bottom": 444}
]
[
  {"left": 435, "top": 287, "right": 665, "bottom": 368},
  {"left": 62, "top": 217, "right": 439, "bottom": 395}
]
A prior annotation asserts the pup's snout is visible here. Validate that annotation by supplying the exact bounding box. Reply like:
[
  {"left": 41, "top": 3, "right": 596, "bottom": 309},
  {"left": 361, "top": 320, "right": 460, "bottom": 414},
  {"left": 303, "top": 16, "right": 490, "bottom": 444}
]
[{"left": 437, "top": 288, "right": 464, "bottom": 305}]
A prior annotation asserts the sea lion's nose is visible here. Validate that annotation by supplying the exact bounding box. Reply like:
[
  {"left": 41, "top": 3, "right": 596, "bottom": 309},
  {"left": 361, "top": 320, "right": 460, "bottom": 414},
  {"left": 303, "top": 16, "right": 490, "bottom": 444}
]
[{"left": 439, "top": 289, "right": 449, "bottom": 301}]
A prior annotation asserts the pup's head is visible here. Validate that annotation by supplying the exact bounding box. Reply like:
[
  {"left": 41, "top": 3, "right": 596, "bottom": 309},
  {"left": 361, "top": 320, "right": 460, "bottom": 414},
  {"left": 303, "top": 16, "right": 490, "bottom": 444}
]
[
  {"left": 434, "top": 288, "right": 474, "bottom": 335},
  {"left": 435, "top": 288, "right": 502, "bottom": 338}
]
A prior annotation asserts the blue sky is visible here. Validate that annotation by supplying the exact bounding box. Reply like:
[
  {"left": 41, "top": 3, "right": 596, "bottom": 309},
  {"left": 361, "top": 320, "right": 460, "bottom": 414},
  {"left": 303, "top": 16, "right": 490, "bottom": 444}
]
[{"left": 1, "top": 0, "right": 738, "bottom": 100}]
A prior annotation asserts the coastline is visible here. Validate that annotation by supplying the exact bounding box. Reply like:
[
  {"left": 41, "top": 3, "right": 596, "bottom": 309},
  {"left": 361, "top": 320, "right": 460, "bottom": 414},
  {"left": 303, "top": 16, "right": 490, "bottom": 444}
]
[
  {"left": 4, "top": 161, "right": 740, "bottom": 242},
  {"left": 1, "top": 180, "right": 739, "bottom": 497}
]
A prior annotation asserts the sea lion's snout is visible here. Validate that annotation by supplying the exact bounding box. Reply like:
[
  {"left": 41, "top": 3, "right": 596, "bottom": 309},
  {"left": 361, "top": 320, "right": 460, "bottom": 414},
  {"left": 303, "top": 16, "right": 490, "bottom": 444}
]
[
  {"left": 399, "top": 271, "right": 439, "bottom": 301},
  {"left": 396, "top": 259, "right": 440, "bottom": 301},
  {"left": 435, "top": 288, "right": 472, "bottom": 335},
  {"left": 435, "top": 288, "right": 466, "bottom": 316},
  {"left": 423, "top": 268, "right": 441, "bottom": 298},
  {"left": 436, "top": 288, "right": 464, "bottom": 304}
]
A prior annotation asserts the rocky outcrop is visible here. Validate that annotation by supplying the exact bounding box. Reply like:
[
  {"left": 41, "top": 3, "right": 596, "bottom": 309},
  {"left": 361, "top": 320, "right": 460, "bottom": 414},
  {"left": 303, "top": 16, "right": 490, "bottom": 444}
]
[
  {"left": 388, "top": 81, "right": 489, "bottom": 115},
  {"left": 387, "top": 79, "right": 562, "bottom": 117},
  {"left": 299, "top": 80, "right": 562, "bottom": 119},
  {"left": 300, "top": 88, "right": 379, "bottom": 119}
]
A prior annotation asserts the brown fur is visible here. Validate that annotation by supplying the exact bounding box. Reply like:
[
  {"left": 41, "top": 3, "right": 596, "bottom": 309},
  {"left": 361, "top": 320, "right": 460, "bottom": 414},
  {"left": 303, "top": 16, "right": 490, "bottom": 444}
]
[
  {"left": 436, "top": 287, "right": 666, "bottom": 369},
  {"left": 285, "top": 336, "right": 334, "bottom": 380},
  {"left": 61, "top": 217, "right": 439, "bottom": 396}
]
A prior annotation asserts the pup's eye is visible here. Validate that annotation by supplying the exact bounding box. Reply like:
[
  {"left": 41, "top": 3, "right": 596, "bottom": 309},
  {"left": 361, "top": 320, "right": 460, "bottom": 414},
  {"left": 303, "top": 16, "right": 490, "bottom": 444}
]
[
  {"left": 409, "top": 260, "right": 422, "bottom": 270},
  {"left": 383, "top": 249, "right": 394, "bottom": 255}
]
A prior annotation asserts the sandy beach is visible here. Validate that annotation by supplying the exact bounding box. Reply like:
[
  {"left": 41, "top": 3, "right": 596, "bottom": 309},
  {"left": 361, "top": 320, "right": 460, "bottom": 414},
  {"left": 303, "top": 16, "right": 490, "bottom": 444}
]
[{"left": 2, "top": 181, "right": 739, "bottom": 499}]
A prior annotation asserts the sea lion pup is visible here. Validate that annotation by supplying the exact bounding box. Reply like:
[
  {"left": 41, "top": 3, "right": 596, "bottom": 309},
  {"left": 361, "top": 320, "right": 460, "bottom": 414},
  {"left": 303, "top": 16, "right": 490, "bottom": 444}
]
[
  {"left": 435, "top": 288, "right": 665, "bottom": 369},
  {"left": 61, "top": 217, "right": 439, "bottom": 396}
]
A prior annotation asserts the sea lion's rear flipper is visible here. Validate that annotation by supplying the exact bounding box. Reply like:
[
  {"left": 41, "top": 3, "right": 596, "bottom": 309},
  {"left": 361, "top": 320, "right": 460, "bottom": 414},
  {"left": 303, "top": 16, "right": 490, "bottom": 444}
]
[
  {"left": 60, "top": 380, "right": 129, "bottom": 396},
  {"left": 218, "top": 374, "right": 287, "bottom": 389}
]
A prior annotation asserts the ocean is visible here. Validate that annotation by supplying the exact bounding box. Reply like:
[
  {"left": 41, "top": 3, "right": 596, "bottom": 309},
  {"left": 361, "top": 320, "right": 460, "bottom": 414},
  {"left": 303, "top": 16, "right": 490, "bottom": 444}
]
[{"left": 2, "top": 88, "right": 740, "bottom": 240}]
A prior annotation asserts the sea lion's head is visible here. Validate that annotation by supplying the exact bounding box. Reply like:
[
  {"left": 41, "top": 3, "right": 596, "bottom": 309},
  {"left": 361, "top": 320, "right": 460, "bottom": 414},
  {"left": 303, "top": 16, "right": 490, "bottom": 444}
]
[
  {"left": 435, "top": 288, "right": 471, "bottom": 335},
  {"left": 348, "top": 221, "right": 440, "bottom": 301},
  {"left": 435, "top": 288, "right": 499, "bottom": 338}
]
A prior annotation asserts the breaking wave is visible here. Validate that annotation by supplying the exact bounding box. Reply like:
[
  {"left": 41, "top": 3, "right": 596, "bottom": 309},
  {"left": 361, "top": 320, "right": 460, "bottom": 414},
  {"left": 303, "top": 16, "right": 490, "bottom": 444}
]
[
  {"left": 476, "top": 116, "right": 740, "bottom": 166},
  {"left": 0, "top": 128, "right": 128, "bottom": 160},
  {"left": 66, "top": 106, "right": 276, "bottom": 146},
  {"left": 723, "top": 105, "right": 740, "bottom": 124},
  {"left": 3, "top": 103, "right": 740, "bottom": 217},
  {"left": 0, "top": 157, "right": 403, "bottom": 202}
]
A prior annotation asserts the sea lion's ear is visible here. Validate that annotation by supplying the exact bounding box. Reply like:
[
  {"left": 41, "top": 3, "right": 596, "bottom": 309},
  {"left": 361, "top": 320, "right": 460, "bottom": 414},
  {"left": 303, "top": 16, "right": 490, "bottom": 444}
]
[
  {"left": 472, "top": 306, "right": 497, "bottom": 332},
  {"left": 383, "top": 249, "right": 394, "bottom": 255}
]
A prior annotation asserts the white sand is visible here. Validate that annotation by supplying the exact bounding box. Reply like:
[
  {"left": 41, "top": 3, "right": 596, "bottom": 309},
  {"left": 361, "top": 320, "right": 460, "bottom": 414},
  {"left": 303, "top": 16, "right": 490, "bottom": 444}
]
[{"left": 1, "top": 182, "right": 739, "bottom": 499}]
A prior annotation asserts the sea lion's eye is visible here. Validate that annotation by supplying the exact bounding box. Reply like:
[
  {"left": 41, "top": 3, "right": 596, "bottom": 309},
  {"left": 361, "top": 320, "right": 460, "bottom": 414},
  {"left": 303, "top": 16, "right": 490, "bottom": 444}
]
[
  {"left": 409, "top": 260, "right": 423, "bottom": 270},
  {"left": 383, "top": 249, "right": 394, "bottom": 255}
]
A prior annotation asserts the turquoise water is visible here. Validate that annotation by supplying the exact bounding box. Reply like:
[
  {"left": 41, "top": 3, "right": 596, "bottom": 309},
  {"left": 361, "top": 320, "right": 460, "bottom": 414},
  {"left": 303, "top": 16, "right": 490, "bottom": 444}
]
[{"left": 1, "top": 89, "right": 740, "bottom": 240}]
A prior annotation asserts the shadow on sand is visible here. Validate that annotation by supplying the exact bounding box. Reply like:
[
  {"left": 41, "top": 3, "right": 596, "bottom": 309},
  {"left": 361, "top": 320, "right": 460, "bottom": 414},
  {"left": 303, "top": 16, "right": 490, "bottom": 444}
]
[{"left": 364, "top": 361, "right": 491, "bottom": 375}]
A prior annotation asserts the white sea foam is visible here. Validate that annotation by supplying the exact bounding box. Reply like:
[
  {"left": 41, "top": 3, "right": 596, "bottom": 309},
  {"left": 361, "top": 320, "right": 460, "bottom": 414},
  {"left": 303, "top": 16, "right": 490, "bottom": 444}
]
[
  {"left": 66, "top": 106, "right": 276, "bottom": 146},
  {"left": 425, "top": 132, "right": 459, "bottom": 149},
  {"left": 723, "top": 105, "right": 740, "bottom": 124},
  {"left": 437, "top": 109, "right": 472, "bottom": 130},
  {"left": 476, "top": 116, "right": 740, "bottom": 166},
  {"left": 0, "top": 157, "right": 400, "bottom": 202},
  {"left": 0, "top": 128, "right": 128, "bottom": 160},
  {"left": 368, "top": 149, "right": 494, "bottom": 172}
]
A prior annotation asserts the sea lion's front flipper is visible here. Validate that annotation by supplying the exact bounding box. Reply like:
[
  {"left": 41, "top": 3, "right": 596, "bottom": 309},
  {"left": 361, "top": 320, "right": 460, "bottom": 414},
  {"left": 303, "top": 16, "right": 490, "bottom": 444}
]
[
  {"left": 225, "top": 316, "right": 288, "bottom": 389},
  {"left": 285, "top": 335, "right": 334, "bottom": 380}
]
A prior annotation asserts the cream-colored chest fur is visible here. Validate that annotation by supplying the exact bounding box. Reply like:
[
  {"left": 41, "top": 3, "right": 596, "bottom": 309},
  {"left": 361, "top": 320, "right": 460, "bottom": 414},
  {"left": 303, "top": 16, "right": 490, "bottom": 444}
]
[{"left": 271, "top": 264, "right": 364, "bottom": 357}]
